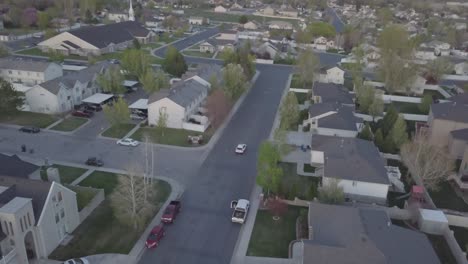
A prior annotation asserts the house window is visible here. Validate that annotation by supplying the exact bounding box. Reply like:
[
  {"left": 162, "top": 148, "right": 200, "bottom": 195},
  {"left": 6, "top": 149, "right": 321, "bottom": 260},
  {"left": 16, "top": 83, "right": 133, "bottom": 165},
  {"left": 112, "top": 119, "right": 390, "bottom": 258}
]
[
  {"left": 23, "top": 215, "right": 28, "bottom": 229},
  {"left": 20, "top": 218, "right": 24, "bottom": 233},
  {"left": 9, "top": 222, "right": 14, "bottom": 236},
  {"left": 60, "top": 208, "right": 65, "bottom": 219},
  {"left": 27, "top": 212, "right": 32, "bottom": 226},
  {"left": 58, "top": 191, "right": 63, "bottom": 202},
  {"left": 52, "top": 195, "right": 57, "bottom": 203},
  {"left": 55, "top": 213, "right": 59, "bottom": 223}
]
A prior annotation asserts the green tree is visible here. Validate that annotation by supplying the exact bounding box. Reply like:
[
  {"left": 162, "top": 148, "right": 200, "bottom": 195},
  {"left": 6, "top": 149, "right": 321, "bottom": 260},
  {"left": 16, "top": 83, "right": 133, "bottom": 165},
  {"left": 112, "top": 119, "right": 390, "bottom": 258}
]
[
  {"left": 223, "top": 64, "right": 247, "bottom": 100},
  {"left": 84, "top": 9, "right": 93, "bottom": 23},
  {"left": 209, "top": 75, "right": 220, "bottom": 91},
  {"left": 381, "top": 105, "right": 398, "bottom": 137},
  {"left": 37, "top": 11, "right": 51, "bottom": 29},
  {"left": 368, "top": 96, "right": 384, "bottom": 121},
  {"left": 296, "top": 48, "right": 320, "bottom": 89},
  {"left": 280, "top": 92, "right": 299, "bottom": 130},
  {"left": 239, "top": 15, "right": 248, "bottom": 24},
  {"left": 388, "top": 114, "right": 408, "bottom": 149},
  {"left": 256, "top": 141, "right": 283, "bottom": 195},
  {"left": 306, "top": 22, "right": 336, "bottom": 38},
  {"left": 356, "top": 85, "right": 375, "bottom": 113},
  {"left": 121, "top": 49, "right": 151, "bottom": 80},
  {"left": 418, "top": 94, "right": 433, "bottom": 114},
  {"left": 358, "top": 123, "right": 373, "bottom": 141},
  {"left": 222, "top": 43, "right": 255, "bottom": 80},
  {"left": 376, "top": 7, "right": 392, "bottom": 26},
  {"left": 103, "top": 97, "right": 130, "bottom": 126},
  {"left": 0, "top": 78, "right": 24, "bottom": 115},
  {"left": 426, "top": 57, "right": 453, "bottom": 81},
  {"left": 162, "top": 46, "right": 188, "bottom": 77},
  {"left": 97, "top": 66, "right": 125, "bottom": 94},
  {"left": 157, "top": 108, "right": 168, "bottom": 137},
  {"left": 318, "top": 179, "right": 344, "bottom": 204},
  {"left": 133, "top": 38, "right": 141, "bottom": 49},
  {"left": 141, "top": 69, "right": 169, "bottom": 94},
  {"left": 374, "top": 128, "right": 385, "bottom": 150}
]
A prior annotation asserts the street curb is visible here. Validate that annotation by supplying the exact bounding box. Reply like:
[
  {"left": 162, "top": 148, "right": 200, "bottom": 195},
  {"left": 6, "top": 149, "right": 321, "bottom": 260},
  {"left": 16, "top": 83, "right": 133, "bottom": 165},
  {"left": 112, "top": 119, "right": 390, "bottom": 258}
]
[{"left": 268, "top": 73, "right": 293, "bottom": 140}]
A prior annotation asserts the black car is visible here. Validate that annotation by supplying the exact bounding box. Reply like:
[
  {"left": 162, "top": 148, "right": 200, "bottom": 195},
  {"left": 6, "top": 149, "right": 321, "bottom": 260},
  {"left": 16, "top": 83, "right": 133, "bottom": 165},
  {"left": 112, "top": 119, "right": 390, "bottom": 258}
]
[
  {"left": 19, "top": 126, "right": 40, "bottom": 133},
  {"left": 85, "top": 157, "right": 104, "bottom": 167}
]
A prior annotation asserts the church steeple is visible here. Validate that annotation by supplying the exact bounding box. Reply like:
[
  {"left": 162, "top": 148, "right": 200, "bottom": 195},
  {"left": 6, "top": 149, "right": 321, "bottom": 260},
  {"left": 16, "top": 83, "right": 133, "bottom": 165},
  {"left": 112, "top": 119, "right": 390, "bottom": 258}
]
[{"left": 129, "top": 0, "right": 135, "bottom": 21}]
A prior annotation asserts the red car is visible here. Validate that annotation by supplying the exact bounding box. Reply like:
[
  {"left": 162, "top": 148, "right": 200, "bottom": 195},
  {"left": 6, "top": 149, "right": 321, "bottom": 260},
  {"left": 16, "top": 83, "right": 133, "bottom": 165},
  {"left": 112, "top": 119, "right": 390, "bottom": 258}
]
[
  {"left": 145, "top": 225, "right": 165, "bottom": 249},
  {"left": 161, "top": 201, "right": 181, "bottom": 223},
  {"left": 72, "top": 110, "right": 93, "bottom": 118}
]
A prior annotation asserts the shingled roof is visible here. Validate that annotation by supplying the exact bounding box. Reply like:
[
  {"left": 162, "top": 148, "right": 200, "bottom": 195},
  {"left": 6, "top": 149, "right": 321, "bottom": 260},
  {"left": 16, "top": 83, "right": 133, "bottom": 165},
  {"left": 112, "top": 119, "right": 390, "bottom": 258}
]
[
  {"left": 313, "top": 82, "right": 354, "bottom": 105},
  {"left": 308, "top": 103, "right": 362, "bottom": 131},
  {"left": 0, "top": 57, "right": 57, "bottom": 72},
  {"left": 148, "top": 79, "right": 208, "bottom": 107},
  {"left": 431, "top": 101, "right": 468, "bottom": 124},
  {"left": 0, "top": 154, "right": 39, "bottom": 179}
]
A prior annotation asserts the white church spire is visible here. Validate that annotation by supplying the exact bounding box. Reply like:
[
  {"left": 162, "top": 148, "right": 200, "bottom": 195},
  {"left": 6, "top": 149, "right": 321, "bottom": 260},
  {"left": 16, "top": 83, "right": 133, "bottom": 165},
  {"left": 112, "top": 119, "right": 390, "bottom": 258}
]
[{"left": 129, "top": 0, "right": 135, "bottom": 21}]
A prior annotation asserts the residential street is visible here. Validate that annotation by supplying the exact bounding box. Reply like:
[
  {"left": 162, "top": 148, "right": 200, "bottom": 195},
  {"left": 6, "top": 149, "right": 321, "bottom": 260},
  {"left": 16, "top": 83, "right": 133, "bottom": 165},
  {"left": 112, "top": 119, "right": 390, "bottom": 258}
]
[{"left": 138, "top": 64, "right": 292, "bottom": 264}]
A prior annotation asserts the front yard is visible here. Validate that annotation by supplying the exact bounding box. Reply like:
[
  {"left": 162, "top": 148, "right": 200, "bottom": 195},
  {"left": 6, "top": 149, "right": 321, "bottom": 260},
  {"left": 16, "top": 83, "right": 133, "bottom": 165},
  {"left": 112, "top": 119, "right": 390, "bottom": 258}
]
[
  {"left": 278, "top": 162, "right": 320, "bottom": 200},
  {"left": 50, "top": 117, "right": 88, "bottom": 132},
  {"left": 101, "top": 124, "right": 136, "bottom": 139},
  {"left": 182, "top": 50, "right": 213, "bottom": 58},
  {"left": 40, "top": 165, "right": 88, "bottom": 184},
  {"left": 247, "top": 206, "right": 302, "bottom": 258},
  {"left": 132, "top": 127, "right": 212, "bottom": 147},
  {"left": 50, "top": 172, "right": 171, "bottom": 260},
  {"left": 0, "top": 111, "right": 59, "bottom": 128},
  {"left": 67, "top": 185, "right": 100, "bottom": 211}
]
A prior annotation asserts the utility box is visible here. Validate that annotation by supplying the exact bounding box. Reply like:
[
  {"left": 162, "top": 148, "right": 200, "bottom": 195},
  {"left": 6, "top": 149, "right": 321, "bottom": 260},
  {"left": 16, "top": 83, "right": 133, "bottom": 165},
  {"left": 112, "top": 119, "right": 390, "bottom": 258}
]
[
  {"left": 46, "top": 167, "right": 61, "bottom": 183},
  {"left": 418, "top": 209, "right": 448, "bottom": 235}
]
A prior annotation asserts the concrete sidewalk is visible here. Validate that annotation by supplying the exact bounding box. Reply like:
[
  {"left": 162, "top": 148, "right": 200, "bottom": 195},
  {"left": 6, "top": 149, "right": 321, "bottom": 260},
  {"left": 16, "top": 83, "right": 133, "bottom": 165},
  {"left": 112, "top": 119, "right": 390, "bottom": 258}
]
[{"left": 85, "top": 254, "right": 137, "bottom": 264}]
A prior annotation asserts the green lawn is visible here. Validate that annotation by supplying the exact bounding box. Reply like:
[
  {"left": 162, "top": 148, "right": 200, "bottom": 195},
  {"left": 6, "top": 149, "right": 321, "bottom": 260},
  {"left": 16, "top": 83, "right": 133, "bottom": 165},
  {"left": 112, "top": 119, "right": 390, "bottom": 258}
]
[
  {"left": 290, "top": 74, "right": 311, "bottom": 89},
  {"left": 429, "top": 181, "right": 468, "bottom": 212},
  {"left": 385, "top": 102, "right": 423, "bottom": 115},
  {"left": 278, "top": 162, "right": 320, "bottom": 200},
  {"left": 142, "top": 42, "right": 163, "bottom": 49},
  {"left": 50, "top": 174, "right": 171, "bottom": 260},
  {"left": 101, "top": 124, "right": 135, "bottom": 139},
  {"left": 0, "top": 111, "right": 58, "bottom": 128},
  {"left": 182, "top": 50, "right": 213, "bottom": 58},
  {"left": 40, "top": 165, "right": 88, "bottom": 184},
  {"left": 247, "top": 207, "right": 301, "bottom": 258},
  {"left": 50, "top": 117, "right": 88, "bottom": 132},
  {"left": 67, "top": 185, "right": 99, "bottom": 211},
  {"left": 133, "top": 127, "right": 212, "bottom": 147},
  {"left": 78, "top": 171, "right": 119, "bottom": 195}
]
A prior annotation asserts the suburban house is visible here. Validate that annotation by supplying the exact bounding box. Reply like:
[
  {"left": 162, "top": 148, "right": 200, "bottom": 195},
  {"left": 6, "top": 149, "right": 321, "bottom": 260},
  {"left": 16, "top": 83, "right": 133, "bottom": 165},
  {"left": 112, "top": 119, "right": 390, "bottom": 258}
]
[
  {"left": 311, "top": 82, "right": 354, "bottom": 106},
  {"left": 37, "top": 21, "right": 154, "bottom": 56},
  {"left": 107, "top": 11, "right": 129, "bottom": 22},
  {"left": 253, "top": 41, "right": 280, "bottom": 59},
  {"left": 312, "top": 36, "right": 336, "bottom": 51},
  {"left": 428, "top": 94, "right": 468, "bottom": 158},
  {"left": 278, "top": 7, "right": 298, "bottom": 17},
  {"left": 421, "top": 40, "right": 451, "bottom": 56},
  {"left": 214, "top": 5, "right": 228, "bottom": 12},
  {"left": 317, "top": 65, "right": 345, "bottom": 85},
  {"left": 0, "top": 58, "right": 63, "bottom": 86},
  {"left": 263, "top": 5, "right": 276, "bottom": 16},
  {"left": 25, "top": 62, "right": 110, "bottom": 114},
  {"left": 189, "top": 17, "right": 208, "bottom": 25},
  {"left": 147, "top": 64, "right": 222, "bottom": 132},
  {"left": 415, "top": 47, "right": 437, "bottom": 61},
  {"left": 216, "top": 30, "right": 238, "bottom": 41},
  {"left": 0, "top": 33, "right": 17, "bottom": 42},
  {"left": 290, "top": 203, "right": 440, "bottom": 263},
  {"left": 310, "top": 135, "right": 391, "bottom": 203},
  {"left": 0, "top": 157, "right": 80, "bottom": 264},
  {"left": 268, "top": 20, "right": 293, "bottom": 30},
  {"left": 304, "top": 103, "right": 363, "bottom": 137},
  {"left": 242, "top": 21, "right": 261, "bottom": 30},
  {"left": 199, "top": 39, "right": 236, "bottom": 54}
]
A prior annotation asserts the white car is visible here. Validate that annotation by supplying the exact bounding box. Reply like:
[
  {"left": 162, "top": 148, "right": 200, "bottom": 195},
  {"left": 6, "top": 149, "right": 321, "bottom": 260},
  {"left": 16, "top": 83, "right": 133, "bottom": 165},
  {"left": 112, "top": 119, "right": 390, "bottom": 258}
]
[
  {"left": 64, "top": 258, "right": 89, "bottom": 264},
  {"left": 117, "top": 138, "right": 139, "bottom": 147},
  {"left": 235, "top": 144, "right": 247, "bottom": 154}
]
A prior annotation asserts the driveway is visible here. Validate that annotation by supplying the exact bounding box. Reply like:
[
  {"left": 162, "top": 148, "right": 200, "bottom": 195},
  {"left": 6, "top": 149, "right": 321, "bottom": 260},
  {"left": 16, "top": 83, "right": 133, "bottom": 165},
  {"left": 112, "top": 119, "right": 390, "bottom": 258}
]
[{"left": 138, "top": 64, "right": 292, "bottom": 264}]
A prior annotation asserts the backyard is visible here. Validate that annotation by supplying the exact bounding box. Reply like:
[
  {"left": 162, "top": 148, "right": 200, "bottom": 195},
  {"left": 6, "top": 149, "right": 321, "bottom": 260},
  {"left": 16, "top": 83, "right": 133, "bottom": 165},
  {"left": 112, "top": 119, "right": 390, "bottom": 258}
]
[
  {"left": 384, "top": 101, "right": 424, "bottom": 115},
  {"left": 101, "top": 124, "right": 136, "bottom": 139},
  {"left": 0, "top": 111, "right": 58, "bottom": 128},
  {"left": 132, "top": 127, "right": 212, "bottom": 147},
  {"left": 429, "top": 181, "right": 468, "bottom": 212},
  {"left": 247, "top": 206, "right": 301, "bottom": 258},
  {"left": 40, "top": 165, "right": 88, "bottom": 184},
  {"left": 50, "top": 172, "right": 171, "bottom": 260},
  {"left": 278, "top": 162, "right": 320, "bottom": 200},
  {"left": 50, "top": 117, "right": 88, "bottom": 132}
]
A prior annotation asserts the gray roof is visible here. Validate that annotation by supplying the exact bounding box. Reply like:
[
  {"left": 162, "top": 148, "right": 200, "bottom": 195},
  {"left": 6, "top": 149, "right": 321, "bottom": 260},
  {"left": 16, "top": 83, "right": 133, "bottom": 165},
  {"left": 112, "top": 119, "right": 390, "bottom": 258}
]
[
  {"left": 67, "top": 21, "right": 149, "bottom": 49},
  {"left": 302, "top": 203, "right": 440, "bottom": 264},
  {"left": 0, "top": 154, "right": 39, "bottom": 179},
  {"left": 0, "top": 57, "right": 57, "bottom": 72},
  {"left": 191, "top": 63, "right": 223, "bottom": 83},
  {"left": 313, "top": 82, "right": 354, "bottom": 105},
  {"left": 431, "top": 101, "right": 468, "bottom": 124},
  {"left": 311, "top": 135, "right": 390, "bottom": 184},
  {"left": 205, "top": 38, "right": 236, "bottom": 47},
  {"left": 308, "top": 103, "right": 362, "bottom": 131},
  {"left": 149, "top": 79, "right": 208, "bottom": 107},
  {"left": 39, "top": 61, "right": 110, "bottom": 94},
  {"left": 450, "top": 93, "right": 468, "bottom": 105},
  {"left": 0, "top": 175, "right": 52, "bottom": 221},
  {"left": 451, "top": 128, "right": 468, "bottom": 141}
]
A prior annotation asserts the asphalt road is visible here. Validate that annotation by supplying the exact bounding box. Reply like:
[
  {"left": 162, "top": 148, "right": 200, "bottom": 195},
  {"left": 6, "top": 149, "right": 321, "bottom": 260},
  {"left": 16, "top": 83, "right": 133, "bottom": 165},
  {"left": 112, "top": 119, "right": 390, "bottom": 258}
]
[{"left": 139, "top": 64, "right": 291, "bottom": 264}]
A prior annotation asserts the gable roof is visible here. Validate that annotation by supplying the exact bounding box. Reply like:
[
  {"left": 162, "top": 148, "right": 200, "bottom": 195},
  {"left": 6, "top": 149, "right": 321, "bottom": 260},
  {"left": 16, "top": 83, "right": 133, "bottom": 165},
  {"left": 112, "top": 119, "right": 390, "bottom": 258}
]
[
  {"left": 311, "top": 135, "right": 390, "bottom": 184},
  {"left": 148, "top": 79, "right": 208, "bottom": 107},
  {"left": 0, "top": 57, "right": 57, "bottom": 72},
  {"left": 309, "top": 103, "right": 362, "bottom": 131},
  {"left": 66, "top": 21, "right": 149, "bottom": 49},
  {"left": 38, "top": 61, "right": 110, "bottom": 95},
  {"left": 0, "top": 154, "right": 39, "bottom": 179},
  {"left": 431, "top": 100, "right": 468, "bottom": 124},
  {"left": 313, "top": 82, "right": 354, "bottom": 105}
]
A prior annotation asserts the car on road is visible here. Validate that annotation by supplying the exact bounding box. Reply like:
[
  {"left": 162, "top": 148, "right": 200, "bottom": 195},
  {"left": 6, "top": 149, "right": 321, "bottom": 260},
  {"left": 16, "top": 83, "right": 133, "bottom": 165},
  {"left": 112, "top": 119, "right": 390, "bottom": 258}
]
[
  {"left": 145, "top": 224, "right": 166, "bottom": 249},
  {"left": 235, "top": 144, "right": 247, "bottom": 154},
  {"left": 117, "top": 138, "right": 139, "bottom": 147},
  {"left": 63, "top": 258, "right": 89, "bottom": 264},
  {"left": 72, "top": 110, "right": 93, "bottom": 118},
  {"left": 85, "top": 157, "right": 103, "bottom": 167},
  {"left": 19, "top": 126, "right": 40, "bottom": 133},
  {"left": 161, "top": 200, "right": 181, "bottom": 223}
]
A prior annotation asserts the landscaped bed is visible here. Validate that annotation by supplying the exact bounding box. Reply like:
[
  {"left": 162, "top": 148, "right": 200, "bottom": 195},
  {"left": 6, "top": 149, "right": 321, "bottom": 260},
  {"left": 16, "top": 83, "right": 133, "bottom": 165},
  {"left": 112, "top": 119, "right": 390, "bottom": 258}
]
[
  {"left": 50, "top": 172, "right": 171, "bottom": 260},
  {"left": 132, "top": 127, "right": 212, "bottom": 147},
  {"left": 294, "top": 92, "right": 309, "bottom": 105},
  {"left": 50, "top": 117, "right": 88, "bottom": 132},
  {"left": 247, "top": 206, "right": 301, "bottom": 258},
  {"left": 0, "top": 111, "right": 58, "bottom": 128},
  {"left": 40, "top": 165, "right": 88, "bottom": 184},
  {"left": 101, "top": 124, "right": 136, "bottom": 139},
  {"left": 278, "top": 162, "right": 320, "bottom": 200}
]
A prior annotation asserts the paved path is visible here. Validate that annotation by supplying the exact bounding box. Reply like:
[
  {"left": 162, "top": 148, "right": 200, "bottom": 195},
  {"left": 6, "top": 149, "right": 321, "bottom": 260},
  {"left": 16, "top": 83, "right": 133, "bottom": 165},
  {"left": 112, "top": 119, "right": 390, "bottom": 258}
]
[{"left": 70, "top": 169, "right": 94, "bottom": 186}]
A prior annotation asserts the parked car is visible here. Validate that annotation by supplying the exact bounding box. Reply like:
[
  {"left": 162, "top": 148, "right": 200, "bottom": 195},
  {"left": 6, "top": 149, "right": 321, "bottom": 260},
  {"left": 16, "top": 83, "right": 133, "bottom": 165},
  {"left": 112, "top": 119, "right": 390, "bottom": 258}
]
[
  {"left": 85, "top": 157, "right": 103, "bottom": 167},
  {"left": 145, "top": 224, "right": 166, "bottom": 249},
  {"left": 231, "top": 199, "right": 250, "bottom": 224},
  {"left": 117, "top": 138, "right": 139, "bottom": 147},
  {"left": 72, "top": 110, "right": 93, "bottom": 118},
  {"left": 235, "top": 144, "right": 247, "bottom": 154},
  {"left": 63, "top": 258, "right": 89, "bottom": 264},
  {"left": 161, "top": 201, "right": 181, "bottom": 223},
  {"left": 85, "top": 104, "right": 103, "bottom": 112},
  {"left": 19, "top": 126, "right": 40, "bottom": 133}
]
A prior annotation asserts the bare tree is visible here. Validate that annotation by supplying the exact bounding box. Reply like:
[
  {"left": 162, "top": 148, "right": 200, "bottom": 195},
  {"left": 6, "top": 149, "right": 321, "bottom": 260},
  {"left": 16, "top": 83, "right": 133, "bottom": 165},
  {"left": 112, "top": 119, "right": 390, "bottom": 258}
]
[
  {"left": 110, "top": 165, "right": 157, "bottom": 230},
  {"left": 206, "top": 89, "right": 232, "bottom": 129},
  {"left": 400, "top": 132, "right": 455, "bottom": 191},
  {"left": 157, "top": 108, "right": 169, "bottom": 137}
]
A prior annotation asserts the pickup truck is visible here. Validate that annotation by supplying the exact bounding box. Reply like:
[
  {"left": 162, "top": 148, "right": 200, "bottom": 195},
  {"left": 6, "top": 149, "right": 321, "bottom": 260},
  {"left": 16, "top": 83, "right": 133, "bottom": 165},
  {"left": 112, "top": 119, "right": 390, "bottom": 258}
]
[
  {"left": 231, "top": 199, "right": 250, "bottom": 224},
  {"left": 161, "top": 201, "right": 181, "bottom": 223}
]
